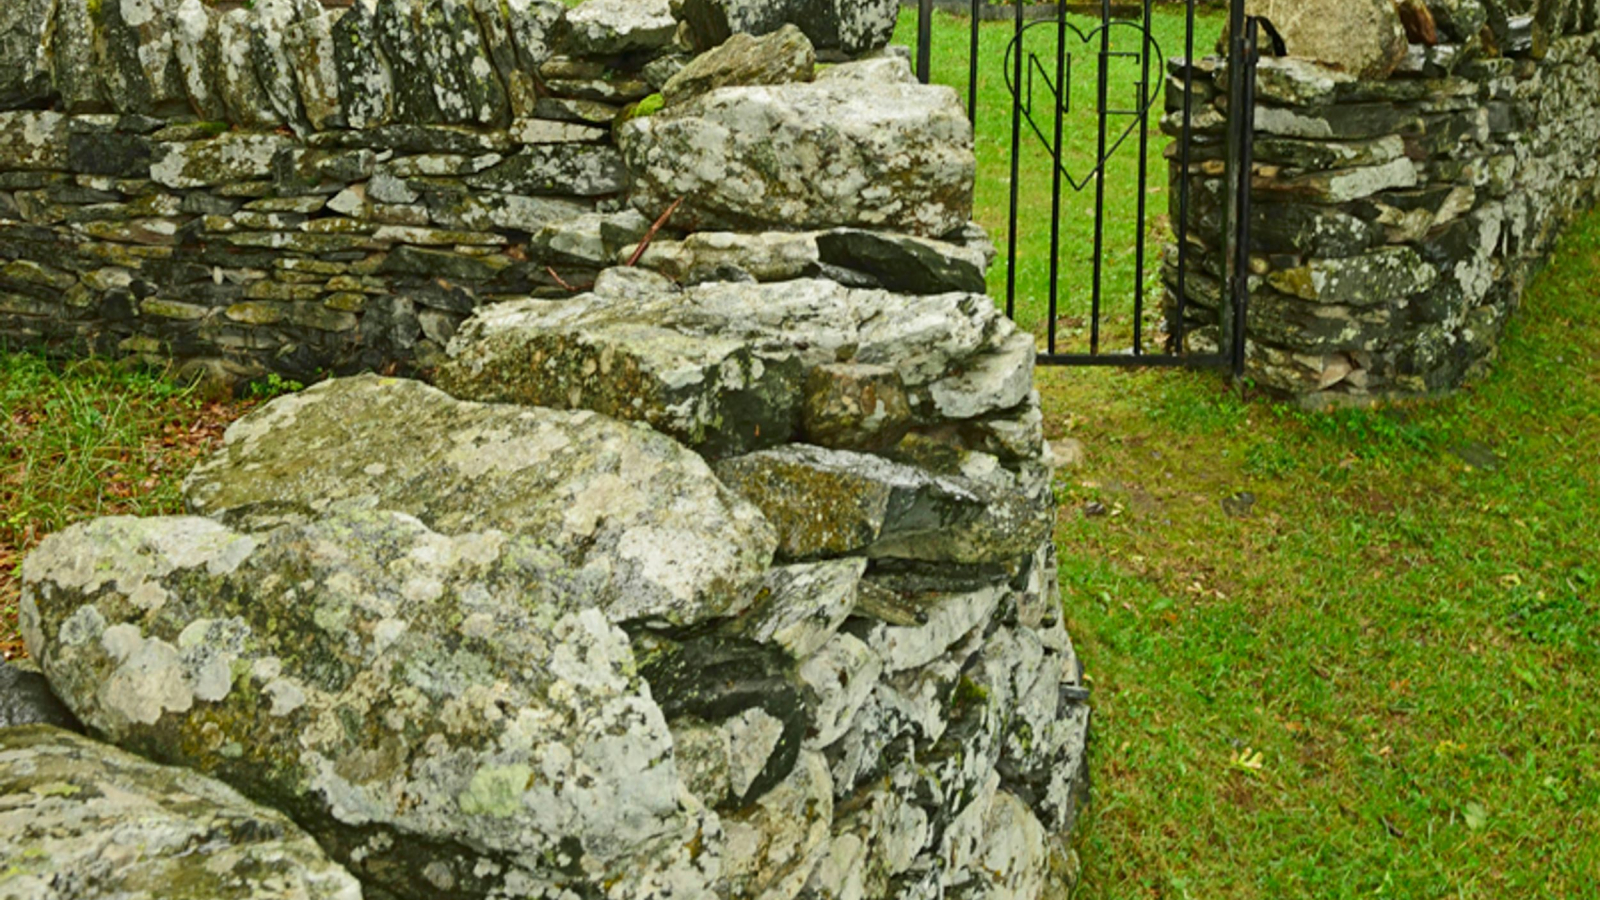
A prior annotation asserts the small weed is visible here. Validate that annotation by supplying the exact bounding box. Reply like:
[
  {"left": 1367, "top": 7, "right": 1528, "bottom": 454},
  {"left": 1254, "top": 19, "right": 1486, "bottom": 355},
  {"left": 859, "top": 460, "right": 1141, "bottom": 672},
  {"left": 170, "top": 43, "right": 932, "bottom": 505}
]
[{"left": 246, "top": 372, "right": 305, "bottom": 400}]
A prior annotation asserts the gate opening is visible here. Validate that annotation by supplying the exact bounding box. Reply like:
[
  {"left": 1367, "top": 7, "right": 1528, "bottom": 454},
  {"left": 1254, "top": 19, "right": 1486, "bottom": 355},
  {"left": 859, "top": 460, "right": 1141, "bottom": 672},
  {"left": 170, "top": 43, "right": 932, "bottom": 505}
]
[{"left": 908, "top": 0, "right": 1269, "bottom": 377}]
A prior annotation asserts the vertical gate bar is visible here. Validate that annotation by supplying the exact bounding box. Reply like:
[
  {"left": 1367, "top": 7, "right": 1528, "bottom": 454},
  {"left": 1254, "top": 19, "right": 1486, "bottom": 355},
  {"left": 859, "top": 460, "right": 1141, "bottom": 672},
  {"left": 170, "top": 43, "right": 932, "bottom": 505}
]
[
  {"left": 1219, "top": 0, "right": 1248, "bottom": 378},
  {"left": 1005, "top": 0, "right": 1024, "bottom": 320},
  {"left": 1046, "top": 0, "right": 1068, "bottom": 356},
  {"left": 969, "top": 0, "right": 981, "bottom": 129},
  {"left": 917, "top": 0, "right": 934, "bottom": 84},
  {"left": 1231, "top": 17, "right": 1260, "bottom": 379},
  {"left": 1131, "top": 0, "right": 1154, "bottom": 356},
  {"left": 1173, "top": 0, "right": 1197, "bottom": 353},
  {"left": 1089, "top": 0, "right": 1111, "bottom": 355}
]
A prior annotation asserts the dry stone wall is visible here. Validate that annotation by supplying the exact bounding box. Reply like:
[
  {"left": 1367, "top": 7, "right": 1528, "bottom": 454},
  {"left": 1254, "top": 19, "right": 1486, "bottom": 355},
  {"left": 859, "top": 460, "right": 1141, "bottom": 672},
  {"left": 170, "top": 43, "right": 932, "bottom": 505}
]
[
  {"left": 5, "top": 2, "right": 1093, "bottom": 899},
  {"left": 1168, "top": 0, "right": 1600, "bottom": 400},
  {"left": 0, "top": 0, "right": 940, "bottom": 390}
]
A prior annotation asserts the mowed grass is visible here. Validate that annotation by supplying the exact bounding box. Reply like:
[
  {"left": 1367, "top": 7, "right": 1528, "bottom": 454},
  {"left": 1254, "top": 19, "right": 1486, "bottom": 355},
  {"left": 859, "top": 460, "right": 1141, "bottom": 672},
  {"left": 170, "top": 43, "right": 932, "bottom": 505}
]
[
  {"left": 898, "top": 7, "right": 1600, "bottom": 898},
  {"left": 0, "top": 354, "right": 246, "bottom": 657},
  {"left": 1038, "top": 220, "right": 1600, "bottom": 899}
]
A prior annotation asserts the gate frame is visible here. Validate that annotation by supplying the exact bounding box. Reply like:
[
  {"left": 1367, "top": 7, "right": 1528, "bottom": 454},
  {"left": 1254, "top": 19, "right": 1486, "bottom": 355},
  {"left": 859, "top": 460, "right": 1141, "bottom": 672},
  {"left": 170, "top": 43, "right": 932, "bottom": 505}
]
[{"left": 911, "top": 0, "right": 1265, "bottom": 378}]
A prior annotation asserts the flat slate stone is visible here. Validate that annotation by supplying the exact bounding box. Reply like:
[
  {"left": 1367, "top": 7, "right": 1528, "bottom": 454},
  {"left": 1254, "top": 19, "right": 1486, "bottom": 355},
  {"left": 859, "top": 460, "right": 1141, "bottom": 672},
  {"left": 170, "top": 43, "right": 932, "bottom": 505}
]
[
  {"left": 332, "top": 0, "right": 395, "bottom": 129},
  {"left": 418, "top": 0, "right": 509, "bottom": 126},
  {"left": 815, "top": 229, "right": 988, "bottom": 295},
  {"left": 464, "top": 144, "right": 627, "bottom": 196},
  {"left": 1267, "top": 246, "right": 1439, "bottom": 308},
  {"left": 0, "top": 112, "right": 69, "bottom": 171}
]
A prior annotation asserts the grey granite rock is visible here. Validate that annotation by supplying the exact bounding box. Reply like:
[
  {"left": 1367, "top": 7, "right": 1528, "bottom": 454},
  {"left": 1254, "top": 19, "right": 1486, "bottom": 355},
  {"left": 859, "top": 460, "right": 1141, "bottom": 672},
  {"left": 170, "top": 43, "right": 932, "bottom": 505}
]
[
  {"left": 663, "top": 24, "right": 816, "bottom": 107},
  {"left": 620, "top": 63, "right": 975, "bottom": 238},
  {"left": 182, "top": 375, "right": 776, "bottom": 627},
  {"left": 21, "top": 512, "right": 719, "bottom": 900},
  {"left": 438, "top": 277, "right": 1019, "bottom": 457},
  {"left": 564, "top": 0, "right": 677, "bottom": 55},
  {"left": 0, "top": 0, "right": 55, "bottom": 109},
  {"left": 712, "top": 444, "right": 1053, "bottom": 565},
  {"left": 733, "top": 558, "right": 865, "bottom": 658},
  {"left": 1240, "top": 0, "right": 1409, "bottom": 80},
  {"left": 0, "top": 726, "right": 363, "bottom": 900},
  {"left": 675, "top": 0, "right": 899, "bottom": 58}
]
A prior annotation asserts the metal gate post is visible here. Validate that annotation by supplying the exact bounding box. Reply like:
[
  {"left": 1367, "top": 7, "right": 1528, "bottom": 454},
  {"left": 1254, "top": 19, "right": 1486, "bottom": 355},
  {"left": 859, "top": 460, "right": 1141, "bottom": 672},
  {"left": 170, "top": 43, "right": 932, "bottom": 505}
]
[
  {"left": 917, "top": 0, "right": 934, "bottom": 83},
  {"left": 1221, "top": 4, "right": 1261, "bottom": 380}
]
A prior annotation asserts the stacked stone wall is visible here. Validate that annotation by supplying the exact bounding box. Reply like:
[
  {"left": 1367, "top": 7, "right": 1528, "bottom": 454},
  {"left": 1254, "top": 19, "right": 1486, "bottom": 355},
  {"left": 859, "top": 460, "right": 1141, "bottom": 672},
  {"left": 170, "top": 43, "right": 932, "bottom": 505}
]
[
  {"left": 0, "top": 0, "right": 673, "bottom": 387},
  {"left": 0, "top": 0, "right": 896, "bottom": 389},
  {"left": 1166, "top": 5, "right": 1600, "bottom": 400},
  {"left": 4, "top": 2, "right": 1091, "bottom": 899}
]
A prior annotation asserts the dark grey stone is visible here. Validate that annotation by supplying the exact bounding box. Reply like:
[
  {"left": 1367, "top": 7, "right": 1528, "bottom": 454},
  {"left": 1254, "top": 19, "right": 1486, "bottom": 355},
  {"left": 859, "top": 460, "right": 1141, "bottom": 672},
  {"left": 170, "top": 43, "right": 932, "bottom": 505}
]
[
  {"left": 815, "top": 229, "right": 987, "bottom": 295},
  {"left": 0, "top": 662, "right": 84, "bottom": 732}
]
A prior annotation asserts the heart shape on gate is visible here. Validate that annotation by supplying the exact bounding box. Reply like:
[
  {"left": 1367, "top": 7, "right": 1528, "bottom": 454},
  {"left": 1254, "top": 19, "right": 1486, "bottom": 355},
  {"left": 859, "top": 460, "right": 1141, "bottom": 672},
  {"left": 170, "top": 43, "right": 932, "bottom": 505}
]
[{"left": 1003, "top": 18, "right": 1166, "bottom": 193}]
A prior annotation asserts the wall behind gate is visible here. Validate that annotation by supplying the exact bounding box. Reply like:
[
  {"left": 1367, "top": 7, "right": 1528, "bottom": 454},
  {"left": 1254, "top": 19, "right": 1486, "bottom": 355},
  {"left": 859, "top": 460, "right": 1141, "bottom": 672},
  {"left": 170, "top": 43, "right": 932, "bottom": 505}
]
[
  {"left": 1166, "top": 4, "right": 1600, "bottom": 401},
  {"left": 0, "top": 0, "right": 678, "bottom": 388}
]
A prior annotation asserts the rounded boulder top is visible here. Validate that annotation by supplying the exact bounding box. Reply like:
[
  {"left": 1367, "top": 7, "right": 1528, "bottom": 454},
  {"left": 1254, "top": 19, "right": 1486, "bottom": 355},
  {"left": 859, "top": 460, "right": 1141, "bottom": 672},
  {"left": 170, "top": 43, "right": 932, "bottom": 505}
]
[{"left": 1242, "top": 0, "right": 1410, "bottom": 81}]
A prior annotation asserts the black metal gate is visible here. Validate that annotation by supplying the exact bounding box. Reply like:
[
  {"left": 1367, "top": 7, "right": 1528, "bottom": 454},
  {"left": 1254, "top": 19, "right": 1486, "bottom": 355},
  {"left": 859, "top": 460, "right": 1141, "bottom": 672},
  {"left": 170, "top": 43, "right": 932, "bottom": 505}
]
[{"left": 910, "top": 0, "right": 1269, "bottom": 376}]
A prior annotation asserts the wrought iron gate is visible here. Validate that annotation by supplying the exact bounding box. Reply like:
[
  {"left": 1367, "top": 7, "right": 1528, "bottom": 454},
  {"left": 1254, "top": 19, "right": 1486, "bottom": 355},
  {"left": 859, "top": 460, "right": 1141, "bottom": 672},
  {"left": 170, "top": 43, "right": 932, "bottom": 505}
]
[{"left": 910, "top": 0, "right": 1269, "bottom": 376}]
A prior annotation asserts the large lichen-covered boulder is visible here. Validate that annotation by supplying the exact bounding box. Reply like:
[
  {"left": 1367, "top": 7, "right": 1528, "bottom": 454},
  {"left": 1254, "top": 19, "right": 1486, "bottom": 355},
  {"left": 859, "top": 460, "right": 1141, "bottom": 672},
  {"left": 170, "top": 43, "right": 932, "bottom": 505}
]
[
  {"left": 20, "top": 512, "right": 720, "bottom": 900},
  {"left": 619, "top": 58, "right": 975, "bottom": 238},
  {"left": 1243, "top": 0, "right": 1409, "bottom": 80},
  {"left": 184, "top": 375, "right": 776, "bottom": 626},
  {"left": 437, "top": 272, "right": 1028, "bottom": 458},
  {"left": 0, "top": 726, "right": 363, "bottom": 900},
  {"left": 673, "top": 0, "right": 899, "bottom": 59}
]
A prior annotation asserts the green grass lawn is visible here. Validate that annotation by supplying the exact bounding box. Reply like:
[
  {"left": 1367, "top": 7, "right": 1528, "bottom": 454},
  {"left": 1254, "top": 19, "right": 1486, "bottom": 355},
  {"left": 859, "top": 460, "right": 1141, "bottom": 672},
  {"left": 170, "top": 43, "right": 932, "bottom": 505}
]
[
  {"left": 893, "top": 8, "right": 1600, "bottom": 899},
  {"left": 1037, "top": 218, "right": 1600, "bottom": 899}
]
